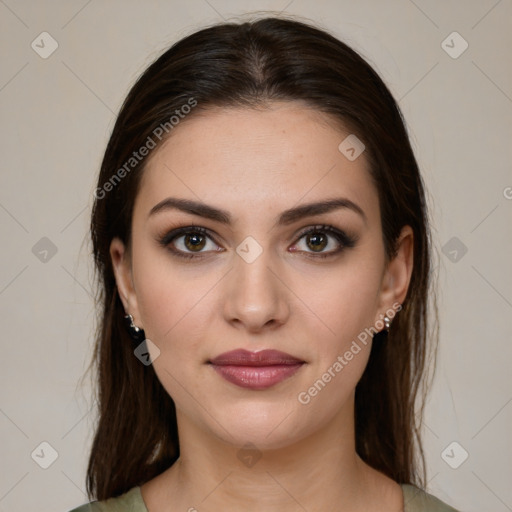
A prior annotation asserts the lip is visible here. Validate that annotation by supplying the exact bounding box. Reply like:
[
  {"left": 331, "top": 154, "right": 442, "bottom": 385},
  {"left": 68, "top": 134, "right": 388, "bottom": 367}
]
[{"left": 209, "top": 349, "right": 305, "bottom": 390}]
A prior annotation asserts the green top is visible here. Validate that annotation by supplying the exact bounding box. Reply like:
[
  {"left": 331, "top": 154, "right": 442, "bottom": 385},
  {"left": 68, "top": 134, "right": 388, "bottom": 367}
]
[{"left": 68, "top": 484, "right": 459, "bottom": 511}]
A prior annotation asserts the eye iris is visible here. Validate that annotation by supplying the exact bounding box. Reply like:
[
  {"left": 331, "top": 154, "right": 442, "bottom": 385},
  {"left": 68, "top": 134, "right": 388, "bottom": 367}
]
[
  {"left": 185, "top": 233, "right": 206, "bottom": 251},
  {"left": 307, "top": 232, "right": 327, "bottom": 252}
]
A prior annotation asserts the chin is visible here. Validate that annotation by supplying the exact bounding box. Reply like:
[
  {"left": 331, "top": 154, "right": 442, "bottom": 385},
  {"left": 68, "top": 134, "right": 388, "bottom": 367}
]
[{"left": 204, "top": 399, "right": 313, "bottom": 451}]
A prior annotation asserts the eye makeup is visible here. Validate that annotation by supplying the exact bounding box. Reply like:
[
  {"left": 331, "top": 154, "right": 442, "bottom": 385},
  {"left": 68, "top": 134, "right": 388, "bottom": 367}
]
[{"left": 156, "top": 223, "right": 359, "bottom": 261}]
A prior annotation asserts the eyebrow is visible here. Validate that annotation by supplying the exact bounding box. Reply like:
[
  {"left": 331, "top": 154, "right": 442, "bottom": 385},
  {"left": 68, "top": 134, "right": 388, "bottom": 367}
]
[{"left": 148, "top": 196, "right": 367, "bottom": 227}]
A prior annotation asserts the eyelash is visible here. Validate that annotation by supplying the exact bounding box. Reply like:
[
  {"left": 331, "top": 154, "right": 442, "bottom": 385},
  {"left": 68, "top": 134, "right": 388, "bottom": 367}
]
[{"left": 157, "top": 224, "right": 358, "bottom": 261}]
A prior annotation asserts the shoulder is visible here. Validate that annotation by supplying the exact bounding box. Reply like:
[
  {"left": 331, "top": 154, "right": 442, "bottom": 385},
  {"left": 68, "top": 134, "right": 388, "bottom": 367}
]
[
  {"left": 67, "top": 486, "right": 147, "bottom": 512},
  {"left": 401, "top": 484, "right": 460, "bottom": 512}
]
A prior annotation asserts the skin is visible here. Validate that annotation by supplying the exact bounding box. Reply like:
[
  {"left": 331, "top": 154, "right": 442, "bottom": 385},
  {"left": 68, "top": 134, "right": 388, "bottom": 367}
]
[{"left": 110, "top": 101, "right": 414, "bottom": 512}]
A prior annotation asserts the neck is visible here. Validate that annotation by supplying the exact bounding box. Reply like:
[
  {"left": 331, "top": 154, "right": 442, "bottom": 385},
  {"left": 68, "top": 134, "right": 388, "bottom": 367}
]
[{"left": 156, "top": 394, "right": 387, "bottom": 512}]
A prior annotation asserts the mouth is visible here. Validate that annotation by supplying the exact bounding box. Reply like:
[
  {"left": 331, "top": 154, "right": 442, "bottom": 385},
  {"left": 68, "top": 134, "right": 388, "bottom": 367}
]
[{"left": 208, "top": 349, "right": 305, "bottom": 390}]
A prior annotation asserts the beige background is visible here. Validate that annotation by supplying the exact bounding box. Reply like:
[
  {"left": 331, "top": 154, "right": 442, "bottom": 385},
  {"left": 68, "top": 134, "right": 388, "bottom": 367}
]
[{"left": 1, "top": 1, "right": 511, "bottom": 511}]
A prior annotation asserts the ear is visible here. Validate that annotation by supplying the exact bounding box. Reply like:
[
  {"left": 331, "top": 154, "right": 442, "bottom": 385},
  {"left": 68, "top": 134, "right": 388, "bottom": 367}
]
[
  {"left": 110, "top": 237, "right": 143, "bottom": 329},
  {"left": 374, "top": 225, "right": 414, "bottom": 322}
]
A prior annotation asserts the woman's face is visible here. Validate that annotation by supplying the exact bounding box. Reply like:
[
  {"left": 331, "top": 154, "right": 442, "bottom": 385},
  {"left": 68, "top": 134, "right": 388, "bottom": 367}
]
[{"left": 111, "top": 101, "right": 412, "bottom": 450}]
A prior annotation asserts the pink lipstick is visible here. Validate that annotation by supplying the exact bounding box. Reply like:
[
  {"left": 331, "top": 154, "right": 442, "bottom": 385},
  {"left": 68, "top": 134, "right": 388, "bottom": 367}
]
[{"left": 209, "top": 349, "right": 304, "bottom": 390}]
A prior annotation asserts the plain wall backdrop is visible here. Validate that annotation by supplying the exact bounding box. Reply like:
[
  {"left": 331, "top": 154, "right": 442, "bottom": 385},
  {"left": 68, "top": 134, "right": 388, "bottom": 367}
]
[{"left": 0, "top": 1, "right": 511, "bottom": 511}]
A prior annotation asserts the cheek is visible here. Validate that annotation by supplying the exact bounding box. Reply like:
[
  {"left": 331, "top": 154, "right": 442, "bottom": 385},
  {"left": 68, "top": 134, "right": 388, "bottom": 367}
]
[
  {"left": 286, "top": 258, "right": 382, "bottom": 412},
  {"left": 133, "top": 264, "right": 220, "bottom": 413},
  {"left": 132, "top": 245, "right": 223, "bottom": 368},
  {"left": 291, "top": 258, "right": 382, "bottom": 351}
]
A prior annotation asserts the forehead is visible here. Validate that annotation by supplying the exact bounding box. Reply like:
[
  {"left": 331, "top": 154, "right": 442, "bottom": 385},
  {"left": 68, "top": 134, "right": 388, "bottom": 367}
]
[{"left": 136, "top": 102, "right": 378, "bottom": 223}]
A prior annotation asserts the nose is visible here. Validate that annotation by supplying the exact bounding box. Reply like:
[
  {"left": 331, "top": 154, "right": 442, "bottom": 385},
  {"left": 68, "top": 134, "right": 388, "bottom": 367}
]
[{"left": 223, "top": 242, "right": 290, "bottom": 333}]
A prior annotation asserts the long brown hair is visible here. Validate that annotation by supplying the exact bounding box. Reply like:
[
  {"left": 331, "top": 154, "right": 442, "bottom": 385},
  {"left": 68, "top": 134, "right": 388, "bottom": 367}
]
[{"left": 85, "top": 14, "right": 438, "bottom": 500}]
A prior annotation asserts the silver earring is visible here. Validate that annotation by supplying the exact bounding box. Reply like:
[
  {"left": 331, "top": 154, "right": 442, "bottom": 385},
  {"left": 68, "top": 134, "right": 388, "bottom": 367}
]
[
  {"left": 124, "top": 314, "right": 145, "bottom": 343},
  {"left": 383, "top": 315, "right": 391, "bottom": 331}
]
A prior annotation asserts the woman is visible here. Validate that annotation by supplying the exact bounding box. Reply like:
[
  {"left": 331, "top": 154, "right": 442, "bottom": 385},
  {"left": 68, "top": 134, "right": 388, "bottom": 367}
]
[{"left": 70, "top": 15, "right": 459, "bottom": 512}]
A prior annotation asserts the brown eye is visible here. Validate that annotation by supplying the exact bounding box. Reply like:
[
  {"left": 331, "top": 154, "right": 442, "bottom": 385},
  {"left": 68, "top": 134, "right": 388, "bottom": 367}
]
[
  {"left": 305, "top": 232, "right": 328, "bottom": 252},
  {"left": 159, "top": 226, "right": 222, "bottom": 260},
  {"left": 183, "top": 233, "right": 207, "bottom": 252},
  {"left": 292, "top": 225, "right": 357, "bottom": 259}
]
